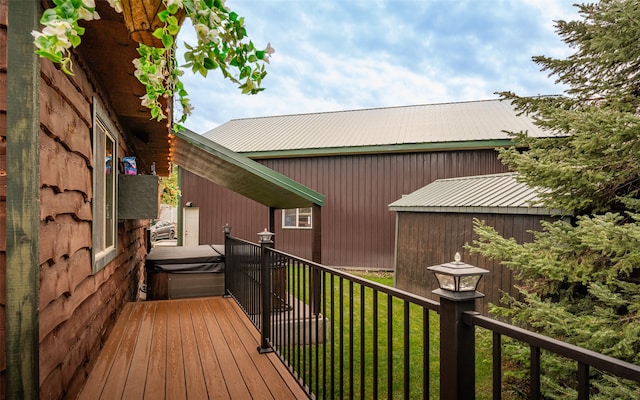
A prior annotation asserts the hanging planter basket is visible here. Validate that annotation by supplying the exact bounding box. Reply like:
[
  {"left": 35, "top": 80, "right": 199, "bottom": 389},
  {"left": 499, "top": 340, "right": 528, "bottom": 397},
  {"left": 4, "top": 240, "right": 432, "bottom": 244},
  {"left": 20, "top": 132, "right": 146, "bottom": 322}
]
[{"left": 121, "top": 0, "right": 186, "bottom": 48}]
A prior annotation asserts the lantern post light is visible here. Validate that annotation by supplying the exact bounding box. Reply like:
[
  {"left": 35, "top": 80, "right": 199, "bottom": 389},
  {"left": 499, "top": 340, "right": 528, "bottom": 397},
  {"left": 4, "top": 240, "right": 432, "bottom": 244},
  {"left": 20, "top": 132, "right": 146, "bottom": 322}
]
[
  {"left": 427, "top": 252, "right": 488, "bottom": 300},
  {"left": 428, "top": 252, "right": 489, "bottom": 400},
  {"left": 257, "top": 228, "right": 274, "bottom": 244}
]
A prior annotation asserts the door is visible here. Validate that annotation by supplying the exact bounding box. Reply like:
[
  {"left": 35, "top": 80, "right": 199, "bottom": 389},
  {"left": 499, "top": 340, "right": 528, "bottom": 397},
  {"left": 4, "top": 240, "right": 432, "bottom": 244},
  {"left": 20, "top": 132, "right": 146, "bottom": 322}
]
[{"left": 182, "top": 207, "right": 200, "bottom": 246}]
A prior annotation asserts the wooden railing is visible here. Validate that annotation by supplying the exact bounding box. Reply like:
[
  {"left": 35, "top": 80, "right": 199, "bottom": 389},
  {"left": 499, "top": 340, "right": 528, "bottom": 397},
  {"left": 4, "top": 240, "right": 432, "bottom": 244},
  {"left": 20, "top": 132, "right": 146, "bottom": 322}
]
[{"left": 223, "top": 231, "right": 640, "bottom": 399}]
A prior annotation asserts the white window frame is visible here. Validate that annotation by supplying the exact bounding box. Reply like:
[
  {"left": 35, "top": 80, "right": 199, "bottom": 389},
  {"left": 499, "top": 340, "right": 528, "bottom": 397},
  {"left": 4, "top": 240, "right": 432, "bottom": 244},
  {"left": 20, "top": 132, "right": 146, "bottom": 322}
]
[
  {"left": 282, "top": 207, "right": 312, "bottom": 229},
  {"left": 92, "top": 99, "right": 118, "bottom": 273}
]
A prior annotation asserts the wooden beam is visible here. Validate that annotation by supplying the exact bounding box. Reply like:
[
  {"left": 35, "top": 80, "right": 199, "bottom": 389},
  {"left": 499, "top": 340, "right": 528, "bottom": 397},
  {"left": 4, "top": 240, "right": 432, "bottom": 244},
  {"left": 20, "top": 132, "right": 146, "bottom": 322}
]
[
  {"left": 268, "top": 207, "right": 275, "bottom": 247},
  {"left": 312, "top": 204, "right": 321, "bottom": 263},
  {"left": 6, "top": 1, "right": 40, "bottom": 399}
]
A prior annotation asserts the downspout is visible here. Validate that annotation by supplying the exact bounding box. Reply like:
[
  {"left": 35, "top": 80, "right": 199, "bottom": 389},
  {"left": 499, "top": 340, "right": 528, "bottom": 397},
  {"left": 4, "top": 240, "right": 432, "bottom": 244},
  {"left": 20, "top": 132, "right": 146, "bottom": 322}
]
[{"left": 6, "top": 1, "right": 41, "bottom": 399}]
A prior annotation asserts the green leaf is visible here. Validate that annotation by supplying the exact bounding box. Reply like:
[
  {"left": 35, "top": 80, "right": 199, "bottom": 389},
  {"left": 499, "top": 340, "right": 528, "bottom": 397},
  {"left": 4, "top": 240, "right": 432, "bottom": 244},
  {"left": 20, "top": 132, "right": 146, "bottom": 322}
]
[
  {"left": 152, "top": 28, "right": 165, "bottom": 40},
  {"left": 40, "top": 8, "right": 59, "bottom": 23},
  {"left": 168, "top": 23, "right": 180, "bottom": 36},
  {"left": 229, "top": 12, "right": 238, "bottom": 22},
  {"left": 157, "top": 9, "right": 169, "bottom": 22},
  {"left": 203, "top": 57, "right": 217, "bottom": 70},
  {"left": 255, "top": 50, "right": 264, "bottom": 60},
  {"left": 69, "top": 34, "right": 81, "bottom": 48},
  {"left": 166, "top": 3, "right": 180, "bottom": 14},
  {"left": 59, "top": 1, "right": 75, "bottom": 17}
]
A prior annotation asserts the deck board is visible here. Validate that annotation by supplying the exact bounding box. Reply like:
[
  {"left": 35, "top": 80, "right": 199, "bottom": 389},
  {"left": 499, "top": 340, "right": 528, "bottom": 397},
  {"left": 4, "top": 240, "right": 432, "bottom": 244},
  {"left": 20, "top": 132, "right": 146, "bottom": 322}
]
[{"left": 77, "top": 297, "right": 308, "bottom": 400}]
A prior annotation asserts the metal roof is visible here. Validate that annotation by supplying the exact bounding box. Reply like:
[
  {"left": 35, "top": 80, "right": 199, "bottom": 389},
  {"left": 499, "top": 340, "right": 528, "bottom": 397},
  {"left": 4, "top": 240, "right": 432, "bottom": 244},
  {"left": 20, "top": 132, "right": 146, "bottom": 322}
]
[
  {"left": 172, "top": 129, "right": 324, "bottom": 208},
  {"left": 388, "top": 173, "right": 558, "bottom": 215},
  {"left": 204, "top": 99, "right": 550, "bottom": 156}
]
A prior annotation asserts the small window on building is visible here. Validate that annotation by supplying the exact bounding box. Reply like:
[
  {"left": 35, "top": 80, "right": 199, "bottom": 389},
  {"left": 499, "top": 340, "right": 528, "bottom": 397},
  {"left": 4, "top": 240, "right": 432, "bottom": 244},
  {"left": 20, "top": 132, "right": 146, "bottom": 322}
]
[
  {"left": 92, "top": 100, "right": 118, "bottom": 273},
  {"left": 283, "top": 207, "right": 312, "bottom": 229}
]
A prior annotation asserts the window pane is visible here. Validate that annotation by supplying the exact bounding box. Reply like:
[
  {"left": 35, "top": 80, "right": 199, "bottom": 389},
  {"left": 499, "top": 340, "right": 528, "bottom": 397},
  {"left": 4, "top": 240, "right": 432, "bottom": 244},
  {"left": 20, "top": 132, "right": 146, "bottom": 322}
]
[
  {"left": 95, "top": 125, "right": 106, "bottom": 251},
  {"left": 105, "top": 134, "right": 114, "bottom": 248},
  {"left": 282, "top": 207, "right": 313, "bottom": 229},
  {"left": 298, "top": 207, "right": 312, "bottom": 227},
  {"left": 283, "top": 209, "right": 297, "bottom": 227}
]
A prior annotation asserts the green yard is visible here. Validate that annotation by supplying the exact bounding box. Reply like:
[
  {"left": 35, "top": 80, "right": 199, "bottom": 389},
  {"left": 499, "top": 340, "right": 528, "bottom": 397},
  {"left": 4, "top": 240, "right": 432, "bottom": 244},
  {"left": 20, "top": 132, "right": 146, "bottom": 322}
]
[{"left": 280, "top": 269, "right": 495, "bottom": 399}]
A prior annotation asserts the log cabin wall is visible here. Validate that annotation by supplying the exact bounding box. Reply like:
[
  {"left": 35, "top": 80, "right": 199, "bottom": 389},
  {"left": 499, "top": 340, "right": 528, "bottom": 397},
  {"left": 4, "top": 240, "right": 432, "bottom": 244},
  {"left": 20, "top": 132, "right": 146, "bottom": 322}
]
[
  {"left": 394, "top": 211, "right": 557, "bottom": 315},
  {"left": 36, "top": 60, "right": 147, "bottom": 400},
  {"left": 0, "top": 4, "right": 146, "bottom": 397},
  {"left": 181, "top": 148, "right": 509, "bottom": 269}
]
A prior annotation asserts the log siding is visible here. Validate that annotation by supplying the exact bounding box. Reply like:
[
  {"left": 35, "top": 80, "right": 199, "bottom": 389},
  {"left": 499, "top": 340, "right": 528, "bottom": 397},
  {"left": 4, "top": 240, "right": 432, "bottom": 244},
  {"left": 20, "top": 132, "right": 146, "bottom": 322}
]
[
  {"left": 0, "top": 2, "right": 148, "bottom": 397},
  {"left": 35, "top": 62, "right": 146, "bottom": 400}
]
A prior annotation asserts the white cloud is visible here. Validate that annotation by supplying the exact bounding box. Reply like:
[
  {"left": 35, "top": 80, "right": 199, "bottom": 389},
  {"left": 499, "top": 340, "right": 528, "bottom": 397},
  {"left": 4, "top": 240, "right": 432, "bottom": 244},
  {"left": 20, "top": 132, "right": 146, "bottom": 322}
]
[{"left": 178, "top": 0, "right": 581, "bottom": 132}]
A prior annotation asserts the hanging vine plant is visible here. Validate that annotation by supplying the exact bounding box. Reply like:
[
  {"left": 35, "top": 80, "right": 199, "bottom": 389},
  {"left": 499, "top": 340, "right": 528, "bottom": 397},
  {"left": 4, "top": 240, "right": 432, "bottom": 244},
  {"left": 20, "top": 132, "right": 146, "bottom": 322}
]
[{"left": 31, "top": 0, "right": 274, "bottom": 128}]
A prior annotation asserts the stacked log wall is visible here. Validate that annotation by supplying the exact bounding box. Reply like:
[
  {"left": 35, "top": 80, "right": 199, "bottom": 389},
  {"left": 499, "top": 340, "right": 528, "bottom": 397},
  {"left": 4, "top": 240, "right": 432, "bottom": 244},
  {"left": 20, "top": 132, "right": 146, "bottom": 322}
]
[{"left": 36, "top": 57, "right": 147, "bottom": 400}]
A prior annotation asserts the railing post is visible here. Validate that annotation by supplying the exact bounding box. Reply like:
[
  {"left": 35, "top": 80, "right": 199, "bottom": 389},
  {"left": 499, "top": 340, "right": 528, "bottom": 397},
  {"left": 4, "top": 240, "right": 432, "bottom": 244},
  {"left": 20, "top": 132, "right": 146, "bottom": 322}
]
[
  {"left": 223, "top": 224, "right": 231, "bottom": 298},
  {"left": 435, "top": 290, "right": 482, "bottom": 400},
  {"left": 258, "top": 231, "right": 274, "bottom": 354}
]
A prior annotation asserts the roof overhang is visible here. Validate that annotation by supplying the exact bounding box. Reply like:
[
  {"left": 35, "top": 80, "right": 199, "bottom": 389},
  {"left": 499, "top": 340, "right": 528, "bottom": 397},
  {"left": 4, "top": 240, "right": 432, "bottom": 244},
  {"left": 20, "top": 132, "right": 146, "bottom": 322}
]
[
  {"left": 76, "top": 1, "right": 173, "bottom": 176},
  {"left": 172, "top": 129, "right": 325, "bottom": 209}
]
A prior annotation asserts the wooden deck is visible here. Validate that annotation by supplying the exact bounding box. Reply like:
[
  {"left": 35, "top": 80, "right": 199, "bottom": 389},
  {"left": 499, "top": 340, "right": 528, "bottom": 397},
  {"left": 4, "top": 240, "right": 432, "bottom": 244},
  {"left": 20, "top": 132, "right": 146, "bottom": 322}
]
[{"left": 77, "top": 297, "right": 308, "bottom": 399}]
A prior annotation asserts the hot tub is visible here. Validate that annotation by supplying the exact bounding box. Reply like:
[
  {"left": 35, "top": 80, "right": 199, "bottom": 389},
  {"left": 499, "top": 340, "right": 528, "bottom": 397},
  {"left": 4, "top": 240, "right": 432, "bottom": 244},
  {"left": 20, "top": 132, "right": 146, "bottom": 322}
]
[{"left": 145, "top": 245, "right": 225, "bottom": 300}]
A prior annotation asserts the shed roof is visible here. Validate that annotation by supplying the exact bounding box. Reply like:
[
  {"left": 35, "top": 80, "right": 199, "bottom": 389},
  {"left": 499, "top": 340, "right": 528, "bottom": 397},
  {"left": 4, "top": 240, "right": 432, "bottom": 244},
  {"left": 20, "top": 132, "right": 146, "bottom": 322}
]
[
  {"left": 173, "top": 128, "right": 325, "bottom": 209},
  {"left": 388, "top": 173, "right": 559, "bottom": 215},
  {"left": 204, "top": 99, "right": 550, "bottom": 157}
]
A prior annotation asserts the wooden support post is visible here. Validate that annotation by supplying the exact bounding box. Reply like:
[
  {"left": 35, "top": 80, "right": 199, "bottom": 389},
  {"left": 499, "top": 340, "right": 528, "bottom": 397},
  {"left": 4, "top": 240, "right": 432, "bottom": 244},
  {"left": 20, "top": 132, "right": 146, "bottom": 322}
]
[
  {"left": 311, "top": 204, "right": 322, "bottom": 314},
  {"left": 6, "top": 1, "right": 41, "bottom": 399},
  {"left": 268, "top": 207, "right": 275, "bottom": 247}
]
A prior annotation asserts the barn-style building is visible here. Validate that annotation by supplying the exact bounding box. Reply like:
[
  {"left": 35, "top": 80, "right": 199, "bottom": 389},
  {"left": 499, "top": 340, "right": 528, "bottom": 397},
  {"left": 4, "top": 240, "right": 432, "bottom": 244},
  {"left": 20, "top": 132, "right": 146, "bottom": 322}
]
[
  {"left": 180, "top": 99, "right": 549, "bottom": 270},
  {"left": 389, "top": 172, "right": 560, "bottom": 314}
]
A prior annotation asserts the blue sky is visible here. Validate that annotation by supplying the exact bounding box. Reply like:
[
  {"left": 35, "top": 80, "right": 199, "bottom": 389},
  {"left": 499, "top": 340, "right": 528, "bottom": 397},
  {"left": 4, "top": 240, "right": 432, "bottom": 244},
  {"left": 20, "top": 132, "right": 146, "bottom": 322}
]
[{"left": 177, "top": 0, "right": 579, "bottom": 132}]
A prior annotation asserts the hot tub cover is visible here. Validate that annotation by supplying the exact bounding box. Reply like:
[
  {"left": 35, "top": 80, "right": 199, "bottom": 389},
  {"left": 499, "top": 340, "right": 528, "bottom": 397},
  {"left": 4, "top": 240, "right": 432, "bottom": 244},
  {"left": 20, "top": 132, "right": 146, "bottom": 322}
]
[{"left": 146, "top": 244, "right": 224, "bottom": 273}]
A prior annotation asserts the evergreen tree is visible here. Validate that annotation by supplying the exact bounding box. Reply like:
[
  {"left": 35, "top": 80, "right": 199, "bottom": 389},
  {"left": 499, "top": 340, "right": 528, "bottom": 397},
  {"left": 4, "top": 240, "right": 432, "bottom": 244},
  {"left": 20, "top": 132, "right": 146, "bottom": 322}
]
[{"left": 470, "top": 1, "right": 640, "bottom": 397}]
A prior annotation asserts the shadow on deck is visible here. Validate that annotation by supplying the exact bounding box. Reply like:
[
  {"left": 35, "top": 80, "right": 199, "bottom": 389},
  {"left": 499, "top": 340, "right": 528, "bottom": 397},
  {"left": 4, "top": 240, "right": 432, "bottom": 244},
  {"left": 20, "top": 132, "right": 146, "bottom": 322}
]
[{"left": 77, "top": 297, "right": 308, "bottom": 399}]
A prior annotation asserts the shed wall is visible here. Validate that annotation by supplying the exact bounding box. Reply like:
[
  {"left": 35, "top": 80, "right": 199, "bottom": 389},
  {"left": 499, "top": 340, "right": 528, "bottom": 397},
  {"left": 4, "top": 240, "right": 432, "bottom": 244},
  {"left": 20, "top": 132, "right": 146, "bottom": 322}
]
[
  {"left": 181, "top": 148, "right": 509, "bottom": 268},
  {"left": 394, "top": 211, "right": 556, "bottom": 315}
]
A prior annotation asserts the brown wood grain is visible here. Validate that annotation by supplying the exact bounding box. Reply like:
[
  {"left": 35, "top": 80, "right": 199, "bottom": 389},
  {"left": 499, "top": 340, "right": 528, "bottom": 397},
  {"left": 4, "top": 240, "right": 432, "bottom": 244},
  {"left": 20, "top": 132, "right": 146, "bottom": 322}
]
[
  {"left": 144, "top": 301, "right": 168, "bottom": 400},
  {"left": 40, "top": 186, "right": 92, "bottom": 222},
  {"left": 39, "top": 78, "right": 92, "bottom": 158},
  {"left": 39, "top": 214, "right": 91, "bottom": 266},
  {"left": 77, "top": 298, "right": 307, "bottom": 399},
  {"left": 189, "top": 299, "right": 230, "bottom": 399}
]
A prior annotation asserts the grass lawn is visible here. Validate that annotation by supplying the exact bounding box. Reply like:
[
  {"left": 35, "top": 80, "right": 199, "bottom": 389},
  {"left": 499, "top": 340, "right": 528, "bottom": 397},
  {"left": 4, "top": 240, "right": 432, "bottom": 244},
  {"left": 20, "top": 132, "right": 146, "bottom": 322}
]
[{"left": 279, "top": 268, "right": 494, "bottom": 399}]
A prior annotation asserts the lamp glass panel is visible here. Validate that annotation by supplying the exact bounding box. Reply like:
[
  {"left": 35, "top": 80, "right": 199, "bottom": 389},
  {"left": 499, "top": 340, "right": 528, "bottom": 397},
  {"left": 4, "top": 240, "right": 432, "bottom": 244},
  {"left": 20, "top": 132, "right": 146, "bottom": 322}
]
[
  {"left": 459, "top": 275, "right": 481, "bottom": 291},
  {"left": 435, "top": 273, "right": 456, "bottom": 291}
]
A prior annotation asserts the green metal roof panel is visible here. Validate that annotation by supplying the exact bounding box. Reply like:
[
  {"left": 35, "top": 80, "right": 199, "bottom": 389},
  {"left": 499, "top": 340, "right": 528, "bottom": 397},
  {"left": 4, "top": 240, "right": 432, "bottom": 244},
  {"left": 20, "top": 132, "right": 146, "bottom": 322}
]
[
  {"left": 172, "top": 128, "right": 324, "bottom": 208},
  {"left": 388, "top": 173, "right": 559, "bottom": 215},
  {"left": 204, "top": 99, "right": 550, "bottom": 154}
]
